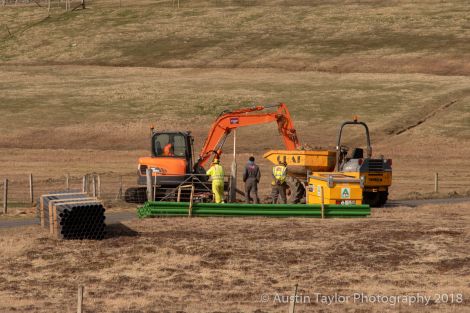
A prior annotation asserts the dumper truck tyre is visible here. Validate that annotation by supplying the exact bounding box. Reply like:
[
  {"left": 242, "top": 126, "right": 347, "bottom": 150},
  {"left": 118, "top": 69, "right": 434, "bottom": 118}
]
[
  {"left": 363, "top": 191, "right": 381, "bottom": 207},
  {"left": 124, "top": 187, "right": 147, "bottom": 203},
  {"left": 286, "top": 176, "right": 305, "bottom": 204},
  {"left": 378, "top": 191, "right": 388, "bottom": 207}
]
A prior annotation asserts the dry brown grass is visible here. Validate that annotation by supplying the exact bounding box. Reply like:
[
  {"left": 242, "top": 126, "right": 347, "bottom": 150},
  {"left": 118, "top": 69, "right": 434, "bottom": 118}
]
[
  {"left": 0, "top": 202, "right": 469, "bottom": 312},
  {"left": 1, "top": 0, "right": 469, "bottom": 75},
  {"left": 0, "top": 2, "right": 468, "bottom": 311}
]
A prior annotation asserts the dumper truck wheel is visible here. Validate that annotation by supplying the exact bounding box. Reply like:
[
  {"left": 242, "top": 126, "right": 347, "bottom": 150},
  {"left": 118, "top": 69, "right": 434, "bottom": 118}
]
[
  {"left": 378, "top": 191, "right": 388, "bottom": 207},
  {"left": 286, "top": 176, "right": 305, "bottom": 204},
  {"left": 363, "top": 191, "right": 381, "bottom": 207},
  {"left": 124, "top": 187, "right": 147, "bottom": 203}
]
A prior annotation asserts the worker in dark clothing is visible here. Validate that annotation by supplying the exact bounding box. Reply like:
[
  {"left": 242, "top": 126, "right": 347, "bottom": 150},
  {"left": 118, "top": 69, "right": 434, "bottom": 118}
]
[
  {"left": 271, "top": 160, "right": 288, "bottom": 204},
  {"left": 243, "top": 156, "right": 261, "bottom": 204}
]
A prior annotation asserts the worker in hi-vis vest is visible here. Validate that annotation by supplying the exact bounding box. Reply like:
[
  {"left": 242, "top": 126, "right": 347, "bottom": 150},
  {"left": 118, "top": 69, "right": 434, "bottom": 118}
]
[
  {"left": 206, "top": 158, "right": 225, "bottom": 203},
  {"left": 271, "top": 160, "right": 288, "bottom": 204}
]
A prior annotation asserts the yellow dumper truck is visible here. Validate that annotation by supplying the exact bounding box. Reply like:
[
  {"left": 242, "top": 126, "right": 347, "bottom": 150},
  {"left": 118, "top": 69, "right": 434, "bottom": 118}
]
[{"left": 264, "top": 119, "right": 392, "bottom": 207}]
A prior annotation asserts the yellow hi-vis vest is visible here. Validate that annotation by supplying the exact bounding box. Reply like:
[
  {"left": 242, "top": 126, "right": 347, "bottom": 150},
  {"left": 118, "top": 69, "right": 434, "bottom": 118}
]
[
  {"left": 207, "top": 164, "right": 225, "bottom": 182},
  {"left": 272, "top": 165, "right": 287, "bottom": 185}
]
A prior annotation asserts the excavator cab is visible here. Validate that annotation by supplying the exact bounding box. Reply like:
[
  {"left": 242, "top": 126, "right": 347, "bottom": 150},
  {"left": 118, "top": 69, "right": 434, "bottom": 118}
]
[
  {"left": 139, "top": 131, "right": 194, "bottom": 180},
  {"left": 152, "top": 132, "right": 191, "bottom": 159},
  {"left": 124, "top": 131, "right": 195, "bottom": 203},
  {"left": 335, "top": 119, "right": 392, "bottom": 207}
]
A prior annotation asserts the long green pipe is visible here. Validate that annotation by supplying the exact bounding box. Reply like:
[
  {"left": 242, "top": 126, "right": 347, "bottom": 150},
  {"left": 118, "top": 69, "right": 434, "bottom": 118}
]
[
  {"left": 142, "top": 206, "right": 370, "bottom": 212},
  {"left": 138, "top": 201, "right": 370, "bottom": 218},
  {"left": 142, "top": 211, "right": 369, "bottom": 217},
  {"left": 138, "top": 208, "right": 369, "bottom": 218},
  {"left": 143, "top": 201, "right": 369, "bottom": 210},
  {"left": 143, "top": 206, "right": 370, "bottom": 213},
  {"left": 140, "top": 206, "right": 370, "bottom": 212}
]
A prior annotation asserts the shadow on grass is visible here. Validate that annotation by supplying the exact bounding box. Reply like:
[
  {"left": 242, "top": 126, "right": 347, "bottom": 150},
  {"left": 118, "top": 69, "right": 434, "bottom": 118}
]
[{"left": 105, "top": 222, "right": 139, "bottom": 239}]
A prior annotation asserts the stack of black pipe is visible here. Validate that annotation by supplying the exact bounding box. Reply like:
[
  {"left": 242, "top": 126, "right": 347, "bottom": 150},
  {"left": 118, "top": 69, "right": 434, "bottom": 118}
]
[{"left": 38, "top": 191, "right": 106, "bottom": 240}]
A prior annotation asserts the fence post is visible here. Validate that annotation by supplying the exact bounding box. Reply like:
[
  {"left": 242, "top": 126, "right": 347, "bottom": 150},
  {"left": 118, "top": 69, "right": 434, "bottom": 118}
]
[
  {"left": 82, "top": 175, "right": 87, "bottom": 193},
  {"left": 66, "top": 173, "right": 70, "bottom": 191},
  {"left": 97, "top": 175, "right": 101, "bottom": 198},
  {"left": 146, "top": 169, "right": 153, "bottom": 202},
  {"left": 229, "top": 129, "right": 237, "bottom": 203},
  {"left": 320, "top": 186, "right": 325, "bottom": 219},
  {"left": 153, "top": 175, "right": 157, "bottom": 201},
  {"left": 116, "top": 176, "right": 123, "bottom": 200},
  {"left": 188, "top": 185, "right": 195, "bottom": 217},
  {"left": 92, "top": 175, "right": 96, "bottom": 197},
  {"left": 29, "top": 173, "right": 34, "bottom": 204},
  {"left": 77, "top": 285, "right": 84, "bottom": 313},
  {"left": 177, "top": 187, "right": 182, "bottom": 202},
  {"left": 434, "top": 172, "right": 439, "bottom": 193},
  {"left": 288, "top": 284, "right": 298, "bottom": 313},
  {"left": 2, "top": 178, "right": 7, "bottom": 214}
]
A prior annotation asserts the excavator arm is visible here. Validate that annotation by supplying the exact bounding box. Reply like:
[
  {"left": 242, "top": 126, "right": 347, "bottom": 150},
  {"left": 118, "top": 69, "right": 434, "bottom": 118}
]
[{"left": 195, "top": 103, "right": 300, "bottom": 169}]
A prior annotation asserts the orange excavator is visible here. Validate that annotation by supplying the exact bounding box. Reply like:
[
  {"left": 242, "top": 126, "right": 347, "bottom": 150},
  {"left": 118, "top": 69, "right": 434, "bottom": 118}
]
[{"left": 124, "top": 103, "right": 300, "bottom": 203}]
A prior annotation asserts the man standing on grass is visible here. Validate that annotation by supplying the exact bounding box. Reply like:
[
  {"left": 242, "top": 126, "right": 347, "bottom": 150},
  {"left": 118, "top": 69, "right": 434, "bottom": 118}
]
[
  {"left": 271, "top": 160, "right": 288, "bottom": 204},
  {"left": 243, "top": 156, "right": 261, "bottom": 204},
  {"left": 206, "top": 158, "right": 225, "bottom": 203}
]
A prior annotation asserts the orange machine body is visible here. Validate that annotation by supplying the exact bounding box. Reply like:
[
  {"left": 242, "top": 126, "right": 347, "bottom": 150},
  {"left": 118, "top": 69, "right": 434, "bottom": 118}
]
[{"left": 138, "top": 156, "right": 187, "bottom": 176}]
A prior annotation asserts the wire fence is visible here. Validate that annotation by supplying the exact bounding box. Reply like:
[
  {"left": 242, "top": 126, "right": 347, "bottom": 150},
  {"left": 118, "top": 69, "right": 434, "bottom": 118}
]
[
  {"left": 0, "top": 171, "right": 469, "bottom": 212},
  {"left": 0, "top": 172, "right": 234, "bottom": 211},
  {"left": 1, "top": 0, "right": 266, "bottom": 7},
  {"left": 0, "top": 173, "right": 137, "bottom": 209},
  {"left": 1, "top": 0, "right": 88, "bottom": 9}
]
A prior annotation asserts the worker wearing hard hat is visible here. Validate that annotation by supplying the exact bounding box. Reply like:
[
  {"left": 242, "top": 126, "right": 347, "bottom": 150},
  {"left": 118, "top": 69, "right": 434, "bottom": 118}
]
[
  {"left": 243, "top": 156, "right": 261, "bottom": 204},
  {"left": 271, "top": 160, "right": 288, "bottom": 204},
  {"left": 206, "top": 158, "right": 225, "bottom": 203}
]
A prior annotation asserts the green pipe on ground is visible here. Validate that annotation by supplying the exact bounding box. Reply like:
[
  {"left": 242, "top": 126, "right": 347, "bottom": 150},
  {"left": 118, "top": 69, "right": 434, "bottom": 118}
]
[
  {"left": 140, "top": 206, "right": 366, "bottom": 211},
  {"left": 142, "top": 206, "right": 370, "bottom": 212},
  {"left": 138, "top": 209, "right": 369, "bottom": 218},
  {"left": 143, "top": 211, "right": 369, "bottom": 217},
  {"left": 137, "top": 201, "right": 370, "bottom": 219},
  {"left": 143, "top": 201, "right": 369, "bottom": 210},
  {"left": 144, "top": 206, "right": 369, "bottom": 212},
  {"left": 141, "top": 213, "right": 369, "bottom": 218}
]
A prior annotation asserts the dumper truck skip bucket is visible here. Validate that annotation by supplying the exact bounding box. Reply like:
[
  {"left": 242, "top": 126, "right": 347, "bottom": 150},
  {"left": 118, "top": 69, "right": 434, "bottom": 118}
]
[{"left": 263, "top": 150, "right": 336, "bottom": 179}]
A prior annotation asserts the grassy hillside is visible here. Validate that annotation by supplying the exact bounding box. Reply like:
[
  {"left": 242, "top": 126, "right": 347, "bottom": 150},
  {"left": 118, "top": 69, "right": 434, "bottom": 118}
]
[
  {"left": 0, "top": 66, "right": 469, "bottom": 151},
  {"left": 0, "top": 65, "right": 469, "bottom": 199},
  {"left": 1, "top": 0, "right": 470, "bottom": 75},
  {"left": 0, "top": 0, "right": 469, "bottom": 198}
]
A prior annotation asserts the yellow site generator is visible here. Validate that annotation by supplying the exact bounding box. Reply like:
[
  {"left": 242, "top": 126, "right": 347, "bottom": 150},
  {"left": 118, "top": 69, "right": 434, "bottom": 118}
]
[{"left": 307, "top": 172, "right": 364, "bottom": 205}]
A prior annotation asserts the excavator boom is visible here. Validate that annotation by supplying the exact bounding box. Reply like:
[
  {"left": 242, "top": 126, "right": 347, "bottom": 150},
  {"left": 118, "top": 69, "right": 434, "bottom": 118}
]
[{"left": 196, "top": 103, "right": 300, "bottom": 168}]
